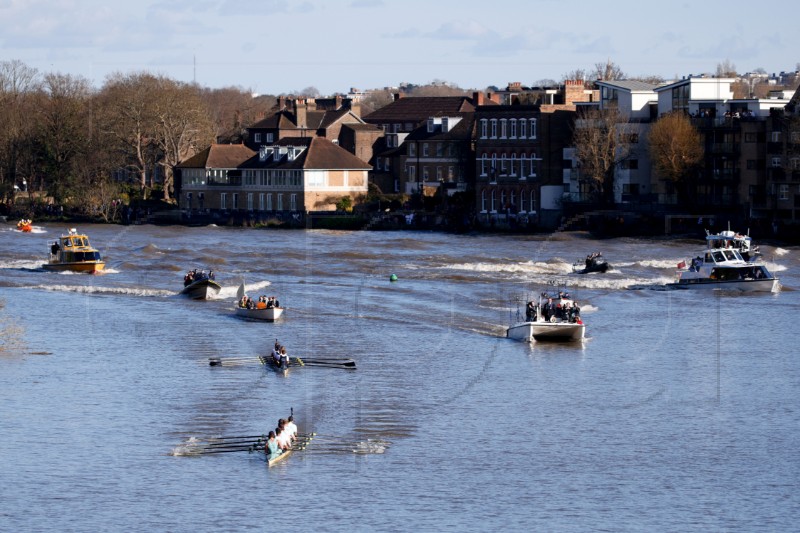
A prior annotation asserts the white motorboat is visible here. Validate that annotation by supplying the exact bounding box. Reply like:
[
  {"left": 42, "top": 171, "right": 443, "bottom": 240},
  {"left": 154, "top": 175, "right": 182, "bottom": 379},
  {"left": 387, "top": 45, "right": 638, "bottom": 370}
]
[
  {"left": 235, "top": 306, "right": 284, "bottom": 322},
  {"left": 506, "top": 289, "right": 586, "bottom": 342},
  {"left": 668, "top": 232, "right": 778, "bottom": 292},
  {"left": 234, "top": 281, "right": 284, "bottom": 321}
]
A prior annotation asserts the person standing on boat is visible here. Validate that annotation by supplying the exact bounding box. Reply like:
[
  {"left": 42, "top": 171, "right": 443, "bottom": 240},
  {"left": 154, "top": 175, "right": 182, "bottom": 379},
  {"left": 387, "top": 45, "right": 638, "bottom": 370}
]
[
  {"left": 272, "top": 296, "right": 280, "bottom": 308},
  {"left": 526, "top": 301, "right": 536, "bottom": 321},
  {"left": 265, "top": 431, "right": 282, "bottom": 460}
]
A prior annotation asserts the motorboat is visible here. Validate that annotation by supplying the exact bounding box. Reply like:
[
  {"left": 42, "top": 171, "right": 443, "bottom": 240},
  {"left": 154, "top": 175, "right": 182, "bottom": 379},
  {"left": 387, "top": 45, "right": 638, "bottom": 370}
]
[
  {"left": 506, "top": 287, "right": 586, "bottom": 342},
  {"left": 573, "top": 253, "right": 610, "bottom": 274},
  {"left": 668, "top": 234, "right": 778, "bottom": 292},
  {"left": 180, "top": 269, "right": 221, "bottom": 299},
  {"left": 17, "top": 219, "right": 33, "bottom": 232},
  {"left": 234, "top": 282, "right": 283, "bottom": 321},
  {"left": 43, "top": 228, "right": 105, "bottom": 273}
]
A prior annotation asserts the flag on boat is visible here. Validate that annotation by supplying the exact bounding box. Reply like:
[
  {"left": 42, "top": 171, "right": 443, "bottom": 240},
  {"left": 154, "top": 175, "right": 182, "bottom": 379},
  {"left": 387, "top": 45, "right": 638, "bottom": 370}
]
[{"left": 677, "top": 260, "right": 686, "bottom": 269}]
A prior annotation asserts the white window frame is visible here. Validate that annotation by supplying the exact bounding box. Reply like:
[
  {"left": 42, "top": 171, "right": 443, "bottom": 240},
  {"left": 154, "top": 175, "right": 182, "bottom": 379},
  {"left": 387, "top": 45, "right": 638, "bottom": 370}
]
[
  {"left": 247, "top": 193, "right": 253, "bottom": 210},
  {"left": 408, "top": 143, "right": 416, "bottom": 157},
  {"left": 490, "top": 119, "right": 497, "bottom": 139},
  {"left": 480, "top": 119, "right": 488, "bottom": 139},
  {"left": 277, "top": 193, "right": 284, "bottom": 211},
  {"left": 220, "top": 193, "right": 227, "bottom": 210},
  {"left": 510, "top": 119, "right": 517, "bottom": 139},
  {"left": 290, "top": 194, "right": 297, "bottom": 210},
  {"left": 254, "top": 133, "right": 262, "bottom": 143},
  {"left": 529, "top": 118, "right": 537, "bottom": 139},
  {"left": 520, "top": 120, "right": 527, "bottom": 139}
]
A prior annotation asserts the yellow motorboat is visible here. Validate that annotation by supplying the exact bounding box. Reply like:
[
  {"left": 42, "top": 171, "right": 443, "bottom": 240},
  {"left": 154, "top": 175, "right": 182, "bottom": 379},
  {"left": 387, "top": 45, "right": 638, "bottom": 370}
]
[{"left": 43, "top": 228, "right": 105, "bottom": 273}]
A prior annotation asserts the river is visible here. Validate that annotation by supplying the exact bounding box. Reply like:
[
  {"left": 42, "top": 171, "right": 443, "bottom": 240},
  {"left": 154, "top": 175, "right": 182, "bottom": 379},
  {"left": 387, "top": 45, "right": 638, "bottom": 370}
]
[{"left": 1, "top": 222, "right": 798, "bottom": 531}]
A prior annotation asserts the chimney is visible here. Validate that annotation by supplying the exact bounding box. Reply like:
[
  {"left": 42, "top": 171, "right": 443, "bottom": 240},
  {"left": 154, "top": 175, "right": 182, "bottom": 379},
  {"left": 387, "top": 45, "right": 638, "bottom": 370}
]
[
  {"left": 472, "top": 91, "right": 485, "bottom": 106},
  {"left": 294, "top": 99, "right": 307, "bottom": 128},
  {"left": 487, "top": 92, "right": 501, "bottom": 104},
  {"left": 335, "top": 95, "right": 342, "bottom": 110},
  {"left": 277, "top": 96, "right": 287, "bottom": 111},
  {"left": 393, "top": 93, "right": 404, "bottom": 101}
]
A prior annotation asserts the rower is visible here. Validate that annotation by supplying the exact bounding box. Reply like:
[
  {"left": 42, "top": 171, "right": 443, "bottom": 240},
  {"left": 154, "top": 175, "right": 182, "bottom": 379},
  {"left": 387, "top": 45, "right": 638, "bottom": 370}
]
[
  {"left": 285, "top": 416, "right": 298, "bottom": 442},
  {"left": 275, "top": 426, "right": 292, "bottom": 451},
  {"left": 265, "top": 431, "right": 281, "bottom": 460}
]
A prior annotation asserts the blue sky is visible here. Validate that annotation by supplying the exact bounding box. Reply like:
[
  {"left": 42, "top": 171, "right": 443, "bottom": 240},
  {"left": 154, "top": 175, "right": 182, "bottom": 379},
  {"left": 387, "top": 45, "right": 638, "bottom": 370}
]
[{"left": 1, "top": 0, "right": 796, "bottom": 95}]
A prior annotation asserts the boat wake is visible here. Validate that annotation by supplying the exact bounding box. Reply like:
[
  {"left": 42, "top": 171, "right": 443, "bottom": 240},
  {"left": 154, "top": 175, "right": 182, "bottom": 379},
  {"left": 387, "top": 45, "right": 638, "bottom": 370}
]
[
  {"left": 442, "top": 260, "right": 573, "bottom": 275},
  {"left": 352, "top": 439, "right": 390, "bottom": 454},
  {"left": 214, "top": 280, "right": 272, "bottom": 299},
  {"left": 0, "top": 259, "right": 45, "bottom": 270},
  {"left": 27, "top": 284, "right": 176, "bottom": 298}
]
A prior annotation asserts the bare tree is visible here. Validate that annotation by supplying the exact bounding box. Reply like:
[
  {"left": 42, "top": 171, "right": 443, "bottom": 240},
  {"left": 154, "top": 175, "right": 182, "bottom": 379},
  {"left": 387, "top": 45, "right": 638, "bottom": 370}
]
[
  {"left": 98, "top": 72, "right": 161, "bottom": 197},
  {"left": 630, "top": 74, "right": 666, "bottom": 85},
  {"left": 151, "top": 78, "right": 216, "bottom": 200},
  {"left": 648, "top": 112, "right": 704, "bottom": 204},
  {"left": 0, "top": 60, "right": 41, "bottom": 204},
  {"left": 200, "top": 86, "right": 275, "bottom": 143},
  {"left": 561, "top": 69, "right": 588, "bottom": 84},
  {"left": 716, "top": 59, "right": 737, "bottom": 78},
  {"left": 572, "top": 107, "right": 633, "bottom": 204},
  {"left": 359, "top": 89, "right": 395, "bottom": 116},
  {"left": 34, "top": 73, "right": 95, "bottom": 203},
  {"left": 593, "top": 59, "right": 626, "bottom": 81}
]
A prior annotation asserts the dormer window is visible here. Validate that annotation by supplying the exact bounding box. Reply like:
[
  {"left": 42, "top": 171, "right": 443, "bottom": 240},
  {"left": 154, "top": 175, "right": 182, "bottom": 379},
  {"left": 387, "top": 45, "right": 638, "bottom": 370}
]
[
  {"left": 427, "top": 118, "right": 434, "bottom": 133},
  {"left": 254, "top": 133, "right": 262, "bottom": 143}
]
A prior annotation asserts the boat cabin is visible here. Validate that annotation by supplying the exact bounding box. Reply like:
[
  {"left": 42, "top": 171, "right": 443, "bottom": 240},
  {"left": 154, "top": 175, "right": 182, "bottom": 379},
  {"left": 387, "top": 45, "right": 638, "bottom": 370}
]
[{"left": 49, "top": 230, "right": 102, "bottom": 263}]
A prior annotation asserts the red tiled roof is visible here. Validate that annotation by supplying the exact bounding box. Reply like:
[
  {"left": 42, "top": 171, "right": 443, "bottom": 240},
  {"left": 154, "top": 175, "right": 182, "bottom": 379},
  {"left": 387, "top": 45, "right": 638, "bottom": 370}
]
[
  {"left": 363, "top": 96, "right": 476, "bottom": 122},
  {"left": 178, "top": 144, "right": 255, "bottom": 168},
  {"left": 302, "top": 137, "right": 372, "bottom": 170}
]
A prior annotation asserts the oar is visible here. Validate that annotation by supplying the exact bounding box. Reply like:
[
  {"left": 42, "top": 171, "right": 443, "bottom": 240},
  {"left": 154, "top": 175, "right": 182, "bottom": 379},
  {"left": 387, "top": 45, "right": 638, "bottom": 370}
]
[
  {"left": 196, "top": 447, "right": 261, "bottom": 455},
  {"left": 206, "top": 434, "right": 267, "bottom": 441},
  {"left": 204, "top": 439, "right": 264, "bottom": 447},
  {"left": 294, "top": 357, "right": 356, "bottom": 364},
  {"left": 293, "top": 357, "right": 355, "bottom": 365}
]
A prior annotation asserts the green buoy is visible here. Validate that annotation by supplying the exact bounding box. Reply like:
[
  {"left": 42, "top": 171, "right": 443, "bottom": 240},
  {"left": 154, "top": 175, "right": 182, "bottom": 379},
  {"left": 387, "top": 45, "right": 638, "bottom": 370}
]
[{"left": 389, "top": 274, "right": 398, "bottom": 282}]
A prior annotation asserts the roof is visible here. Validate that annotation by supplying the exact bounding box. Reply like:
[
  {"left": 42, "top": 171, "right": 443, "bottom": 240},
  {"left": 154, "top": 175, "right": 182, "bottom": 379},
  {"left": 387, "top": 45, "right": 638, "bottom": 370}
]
[
  {"left": 341, "top": 123, "right": 383, "bottom": 132},
  {"left": 363, "top": 96, "right": 476, "bottom": 122},
  {"left": 248, "top": 108, "right": 362, "bottom": 131},
  {"left": 178, "top": 144, "right": 255, "bottom": 169},
  {"left": 596, "top": 80, "right": 658, "bottom": 92},
  {"left": 240, "top": 137, "right": 372, "bottom": 171}
]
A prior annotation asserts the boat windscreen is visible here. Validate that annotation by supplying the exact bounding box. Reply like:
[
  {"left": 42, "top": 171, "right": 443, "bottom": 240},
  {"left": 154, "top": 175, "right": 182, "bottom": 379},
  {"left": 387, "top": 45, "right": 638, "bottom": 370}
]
[
  {"left": 712, "top": 251, "right": 725, "bottom": 262},
  {"left": 723, "top": 250, "right": 737, "bottom": 261}
]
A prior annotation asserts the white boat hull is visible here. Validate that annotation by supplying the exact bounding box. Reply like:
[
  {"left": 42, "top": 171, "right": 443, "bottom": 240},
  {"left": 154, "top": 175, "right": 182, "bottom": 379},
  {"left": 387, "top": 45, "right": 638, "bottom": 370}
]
[
  {"left": 506, "top": 321, "right": 586, "bottom": 342},
  {"left": 235, "top": 306, "right": 284, "bottom": 321},
  {"left": 667, "top": 277, "right": 778, "bottom": 292}
]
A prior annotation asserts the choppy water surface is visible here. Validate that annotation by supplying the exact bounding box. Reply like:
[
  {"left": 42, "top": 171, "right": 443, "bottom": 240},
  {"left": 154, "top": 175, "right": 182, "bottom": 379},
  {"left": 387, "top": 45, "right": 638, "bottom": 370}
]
[{"left": 1, "top": 223, "right": 798, "bottom": 531}]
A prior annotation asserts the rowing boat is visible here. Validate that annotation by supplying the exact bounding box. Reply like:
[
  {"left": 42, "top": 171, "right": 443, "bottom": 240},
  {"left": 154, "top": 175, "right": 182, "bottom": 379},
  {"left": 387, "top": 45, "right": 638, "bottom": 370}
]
[{"left": 267, "top": 448, "right": 293, "bottom": 467}]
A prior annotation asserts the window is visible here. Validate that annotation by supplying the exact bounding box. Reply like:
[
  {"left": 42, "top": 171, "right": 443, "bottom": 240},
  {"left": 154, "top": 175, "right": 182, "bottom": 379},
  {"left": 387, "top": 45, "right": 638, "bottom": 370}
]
[
  {"left": 480, "top": 153, "right": 488, "bottom": 176},
  {"left": 490, "top": 189, "right": 497, "bottom": 212},
  {"left": 792, "top": 158, "right": 800, "bottom": 170},
  {"left": 510, "top": 119, "right": 517, "bottom": 139},
  {"left": 436, "top": 166, "right": 443, "bottom": 181},
  {"left": 520, "top": 120, "right": 527, "bottom": 139},
  {"left": 290, "top": 194, "right": 297, "bottom": 211},
  {"left": 277, "top": 193, "right": 284, "bottom": 211},
  {"left": 491, "top": 154, "right": 497, "bottom": 179},
  {"left": 500, "top": 119, "right": 507, "bottom": 139},
  {"left": 510, "top": 153, "right": 517, "bottom": 176},
  {"left": 408, "top": 143, "right": 416, "bottom": 157},
  {"left": 266, "top": 194, "right": 272, "bottom": 211},
  {"left": 422, "top": 143, "right": 429, "bottom": 157},
  {"left": 436, "top": 143, "right": 443, "bottom": 157},
  {"left": 407, "top": 165, "right": 416, "bottom": 181},
  {"left": 745, "top": 133, "right": 757, "bottom": 143},
  {"left": 529, "top": 119, "right": 537, "bottom": 139},
  {"left": 266, "top": 133, "right": 274, "bottom": 143},
  {"left": 254, "top": 133, "right": 261, "bottom": 143},
  {"left": 448, "top": 166, "right": 454, "bottom": 181},
  {"left": 481, "top": 189, "right": 488, "bottom": 212},
  {"left": 772, "top": 157, "right": 782, "bottom": 168},
  {"left": 500, "top": 154, "right": 507, "bottom": 174},
  {"left": 423, "top": 167, "right": 430, "bottom": 181},
  {"left": 232, "top": 193, "right": 238, "bottom": 210},
  {"left": 259, "top": 193, "right": 265, "bottom": 211},
  {"left": 771, "top": 131, "right": 782, "bottom": 142},
  {"left": 480, "top": 119, "right": 488, "bottom": 139},
  {"left": 247, "top": 193, "right": 253, "bottom": 210},
  {"left": 490, "top": 119, "right": 497, "bottom": 139},
  {"left": 220, "top": 193, "right": 227, "bottom": 210},
  {"left": 520, "top": 190, "right": 526, "bottom": 212},
  {"left": 779, "top": 184, "right": 789, "bottom": 200}
]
